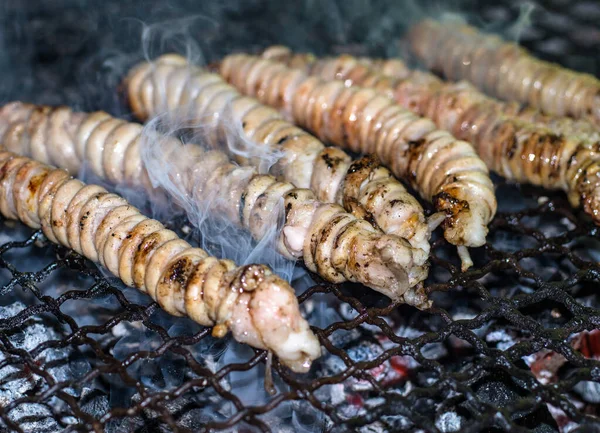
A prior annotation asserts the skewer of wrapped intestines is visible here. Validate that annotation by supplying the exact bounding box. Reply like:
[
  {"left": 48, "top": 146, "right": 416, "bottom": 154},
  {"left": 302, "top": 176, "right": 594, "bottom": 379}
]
[
  {"left": 408, "top": 19, "right": 600, "bottom": 127},
  {"left": 0, "top": 151, "right": 320, "bottom": 372},
  {"left": 261, "top": 46, "right": 411, "bottom": 82},
  {"left": 0, "top": 102, "right": 430, "bottom": 305},
  {"left": 260, "top": 46, "right": 600, "bottom": 145},
  {"left": 125, "top": 55, "right": 436, "bottom": 259},
  {"left": 256, "top": 47, "right": 600, "bottom": 226},
  {"left": 219, "top": 54, "right": 498, "bottom": 270}
]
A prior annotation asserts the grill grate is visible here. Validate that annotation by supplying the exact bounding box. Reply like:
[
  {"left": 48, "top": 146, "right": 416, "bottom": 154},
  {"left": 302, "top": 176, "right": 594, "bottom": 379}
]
[
  {"left": 1, "top": 1, "right": 600, "bottom": 432},
  {"left": 2, "top": 181, "right": 599, "bottom": 432}
]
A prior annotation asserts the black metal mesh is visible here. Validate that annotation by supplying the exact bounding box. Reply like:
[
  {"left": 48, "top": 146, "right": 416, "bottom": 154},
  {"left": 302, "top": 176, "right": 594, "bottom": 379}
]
[{"left": 1, "top": 1, "right": 600, "bottom": 432}]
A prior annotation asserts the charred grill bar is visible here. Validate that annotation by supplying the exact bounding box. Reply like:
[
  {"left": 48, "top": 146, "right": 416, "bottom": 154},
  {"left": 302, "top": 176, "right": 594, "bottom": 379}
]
[{"left": 1, "top": 1, "right": 600, "bottom": 432}]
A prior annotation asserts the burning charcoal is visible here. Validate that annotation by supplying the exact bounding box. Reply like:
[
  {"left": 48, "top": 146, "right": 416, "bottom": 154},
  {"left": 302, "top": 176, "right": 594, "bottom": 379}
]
[
  {"left": 0, "top": 302, "right": 87, "bottom": 432},
  {"left": 220, "top": 54, "right": 497, "bottom": 272},
  {"left": 470, "top": 369, "right": 558, "bottom": 429},
  {"left": 318, "top": 334, "right": 409, "bottom": 422},
  {"left": 343, "top": 338, "right": 386, "bottom": 391},
  {"left": 526, "top": 329, "right": 600, "bottom": 395},
  {"left": 79, "top": 387, "right": 109, "bottom": 418},
  {"left": 546, "top": 403, "right": 584, "bottom": 433},
  {"left": 0, "top": 3, "right": 599, "bottom": 433}
]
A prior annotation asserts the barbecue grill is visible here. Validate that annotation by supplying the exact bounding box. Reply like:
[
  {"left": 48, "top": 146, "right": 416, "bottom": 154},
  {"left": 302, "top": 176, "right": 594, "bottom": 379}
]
[{"left": 1, "top": 1, "right": 600, "bottom": 432}]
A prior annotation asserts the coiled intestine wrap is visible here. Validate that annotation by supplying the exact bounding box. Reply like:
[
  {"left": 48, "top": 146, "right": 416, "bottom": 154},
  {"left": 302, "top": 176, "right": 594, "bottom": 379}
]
[
  {"left": 408, "top": 19, "right": 600, "bottom": 127},
  {"left": 125, "top": 54, "right": 433, "bottom": 257},
  {"left": 258, "top": 47, "right": 600, "bottom": 226},
  {"left": 0, "top": 151, "right": 320, "bottom": 372},
  {"left": 219, "top": 54, "right": 497, "bottom": 255},
  {"left": 0, "top": 102, "right": 430, "bottom": 305}
]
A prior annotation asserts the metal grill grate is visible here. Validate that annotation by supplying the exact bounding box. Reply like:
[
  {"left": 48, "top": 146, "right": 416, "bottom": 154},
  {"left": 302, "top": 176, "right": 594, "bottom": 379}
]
[
  {"left": 1, "top": 1, "right": 600, "bottom": 432},
  {"left": 1, "top": 182, "right": 599, "bottom": 432}
]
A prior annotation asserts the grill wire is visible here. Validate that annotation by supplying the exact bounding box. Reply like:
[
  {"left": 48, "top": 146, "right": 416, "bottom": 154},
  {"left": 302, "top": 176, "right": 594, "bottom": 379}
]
[{"left": 1, "top": 1, "right": 600, "bottom": 432}]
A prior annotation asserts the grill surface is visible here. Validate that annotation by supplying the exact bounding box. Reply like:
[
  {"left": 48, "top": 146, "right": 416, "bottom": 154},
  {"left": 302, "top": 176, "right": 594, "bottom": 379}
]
[{"left": 1, "top": 1, "right": 600, "bottom": 432}]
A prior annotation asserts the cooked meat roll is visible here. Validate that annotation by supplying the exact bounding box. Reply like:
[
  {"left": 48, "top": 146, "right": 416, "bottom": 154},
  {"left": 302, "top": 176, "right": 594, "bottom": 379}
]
[
  {"left": 408, "top": 19, "right": 600, "bottom": 126},
  {"left": 124, "top": 54, "right": 433, "bottom": 258},
  {"left": 219, "top": 54, "right": 497, "bottom": 262},
  {"left": 0, "top": 102, "right": 430, "bottom": 305},
  {"left": 260, "top": 48, "right": 600, "bottom": 226},
  {"left": 0, "top": 151, "right": 320, "bottom": 373}
]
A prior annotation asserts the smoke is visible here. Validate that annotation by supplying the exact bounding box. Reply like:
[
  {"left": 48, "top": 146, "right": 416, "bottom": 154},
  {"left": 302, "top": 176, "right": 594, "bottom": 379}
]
[
  {"left": 137, "top": 15, "right": 215, "bottom": 66},
  {"left": 505, "top": 2, "right": 536, "bottom": 42},
  {"left": 436, "top": 1, "right": 536, "bottom": 40},
  {"left": 0, "top": 1, "right": 580, "bottom": 432},
  {"left": 139, "top": 111, "right": 296, "bottom": 281}
]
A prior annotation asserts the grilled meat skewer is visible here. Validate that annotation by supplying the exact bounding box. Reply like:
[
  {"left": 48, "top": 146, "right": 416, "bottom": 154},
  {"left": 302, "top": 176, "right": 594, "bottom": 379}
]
[
  {"left": 408, "top": 19, "right": 600, "bottom": 127},
  {"left": 258, "top": 48, "right": 600, "bottom": 225},
  {"left": 0, "top": 102, "right": 429, "bottom": 304},
  {"left": 0, "top": 151, "right": 320, "bottom": 372},
  {"left": 219, "top": 54, "right": 497, "bottom": 270},
  {"left": 125, "top": 54, "right": 435, "bottom": 257}
]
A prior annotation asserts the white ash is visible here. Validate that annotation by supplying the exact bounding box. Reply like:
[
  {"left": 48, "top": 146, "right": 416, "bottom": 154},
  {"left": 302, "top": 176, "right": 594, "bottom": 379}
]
[
  {"left": 110, "top": 320, "right": 141, "bottom": 338},
  {"left": 450, "top": 309, "right": 484, "bottom": 336},
  {"left": 394, "top": 326, "right": 448, "bottom": 360},
  {"left": 381, "top": 413, "right": 413, "bottom": 431},
  {"left": 517, "top": 257, "right": 565, "bottom": 282},
  {"left": 358, "top": 422, "right": 384, "bottom": 433},
  {"left": 338, "top": 402, "right": 367, "bottom": 421},
  {"left": 486, "top": 329, "right": 518, "bottom": 351},
  {"left": 573, "top": 380, "right": 600, "bottom": 404},
  {"left": 322, "top": 338, "right": 389, "bottom": 392},
  {"left": 435, "top": 411, "right": 462, "bottom": 432},
  {"left": 419, "top": 343, "right": 446, "bottom": 362},
  {"left": 2, "top": 403, "right": 59, "bottom": 433},
  {"left": 425, "top": 376, "right": 439, "bottom": 386},
  {"left": 365, "top": 397, "right": 385, "bottom": 409},
  {"left": 329, "top": 327, "right": 363, "bottom": 348},
  {"left": 560, "top": 217, "right": 576, "bottom": 231},
  {"left": 330, "top": 383, "right": 346, "bottom": 406},
  {"left": 451, "top": 308, "right": 480, "bottom": 321}
]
